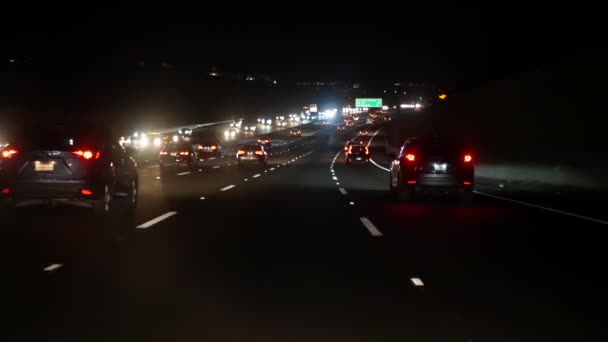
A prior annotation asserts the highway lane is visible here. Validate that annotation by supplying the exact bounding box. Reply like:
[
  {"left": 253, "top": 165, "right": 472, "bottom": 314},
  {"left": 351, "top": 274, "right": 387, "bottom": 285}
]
[{"left": 2, "top": 121, "right": 606, "bottom": 341}]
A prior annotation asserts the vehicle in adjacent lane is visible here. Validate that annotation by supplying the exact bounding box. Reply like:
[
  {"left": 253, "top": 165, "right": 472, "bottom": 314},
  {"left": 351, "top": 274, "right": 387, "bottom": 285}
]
[
  {"left": 195, "top": 140, "right": 222, "bottom": 158},
  {"left": 389, "top": 137, "right": 474, "bottom": 204},
  {"left": 257, "top": 136, "right": 272, "bottom": 149},
  {"left": 159, "top": 142, "right": 198, "bottom": 176},
  {"left": 237, "top": 144, "right": 268, "bottom": 167},
  {"left": 289, "top": 129, "right": 301, "bottom": 137},
  {"left": 345, "top": 143, "right": 370, "bottom": 164},
  {"left": 0, "top": 125, "right": 139, "bottom": 216}
]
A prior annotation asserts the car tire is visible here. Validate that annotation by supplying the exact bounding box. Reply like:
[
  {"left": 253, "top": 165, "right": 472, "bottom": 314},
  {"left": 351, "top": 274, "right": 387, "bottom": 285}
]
[
  {"left": 396, "top": 177, "right": 413, "bottom": 203},
  {"left": 126, "top": 178, "right": 138, "bottom": 209},
  {"left": 94, "top": 183, "right": 113, "bottom": 218},
  {"left": 459, "top": 191, "right": 473, "bottom": 205}
]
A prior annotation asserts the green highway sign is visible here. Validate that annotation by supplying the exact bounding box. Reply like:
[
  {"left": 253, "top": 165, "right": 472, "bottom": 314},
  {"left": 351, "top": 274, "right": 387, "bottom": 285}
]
[{"left": 355, "top": 98, "right": 382, "bottom": 108}]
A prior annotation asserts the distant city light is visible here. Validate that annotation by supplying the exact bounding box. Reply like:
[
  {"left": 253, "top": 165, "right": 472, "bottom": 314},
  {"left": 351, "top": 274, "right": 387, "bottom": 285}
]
[{"left": 382, "top": 105, "right": 389, "bottom": 110}]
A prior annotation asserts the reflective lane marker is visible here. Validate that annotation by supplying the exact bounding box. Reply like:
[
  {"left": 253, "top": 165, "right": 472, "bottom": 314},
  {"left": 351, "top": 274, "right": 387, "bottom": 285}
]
[
  {"left": 213, "top": 166, "right": 221, "bottom": 169},
  {"left": 475, "top": 191, "right": 608, "bottom": 225},
  {"left": 137, "top": 211, "right": 179, "bottom": 229},
  {"left": 336, "top": 182, "right": 340, "bottom": 185},
  {"left": 291, "top": 159, "right": 296, "bottom": 162},
  {"left": 177, "top": 171, "right": 191, "bottom": 176},
  {"left": 360, "top": 217, "right": 383, "bottom": 237},
  {"left": 43, "top": 264, "right": 63, "bottom": 272},
  {"left": 200, "top": 197, "right": 206, "bottom": 200},
  {"left": 332, "top": 176, "right": 338, "bottom": 181},
  {"left": 156, "top": 176, "right": 161, "bottom": 180},
  {"left": 253, "top": 174, "right": 261, "bottom": 178},
  {"left": 228, "top": 163, "right": 231, "bottom": 166},
  {"left": 339, "top": 188, "right": 348, "bottom": 195},
  {"left": 411, "top": 278, "right": 425, "bottom": 287},
  {"left": 270, "top": 167, "right": 276, "bottom": 171},
  {"left": 282, "top": 163, "right": 287, "bottom": 166},
  {"left": 349, "top": 201, "right": 355, "bottom": 206},
  {"left": 244, "top": 178, "right": 248, "bottom": 181},
  {"left": 198, "top": 169, "right": 203, "bottom": 172},
  {"left": 221, "top": 185, "right": 236, "bottom": 192}
]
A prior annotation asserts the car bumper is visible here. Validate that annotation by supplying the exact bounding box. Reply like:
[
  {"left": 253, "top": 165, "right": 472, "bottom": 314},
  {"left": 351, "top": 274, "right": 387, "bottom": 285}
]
[
  {"left": 238, "top": 157, "right": 264, "bottom": 164},
  {"left": 410, "top": 173, "right": 473, "bottom": 189},
  {"left": 4, "top": 179, "right": 102, "bottom": 201}
]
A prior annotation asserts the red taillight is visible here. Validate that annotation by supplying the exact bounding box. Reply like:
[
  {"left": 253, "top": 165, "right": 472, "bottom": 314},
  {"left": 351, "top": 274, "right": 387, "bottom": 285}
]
[
  {"left": 407, "top": 180, "right": 417, "bottom": 184},
  {"left": 347, "top": 146, "right": 352, "bottom": 154},
  {"left": 237, "top": 150, "right": 246, "bottom": 155},
  {"left": 405, "top": 153, "right": 415, "bottom": 161},
  {"left": 179, "top": 151, "right": 189, "bottom": 156},
  {"left": 81, "top": 189, "right": 93, "bottom": 196},
  {"left": 1, "top": 149, "right": 18, "bottom": 159},
  {"left": 160, "top": 151, "right": 168, "bottom": 156},
  {"left": 463, "top": 181, "right": 472, "bottom": 186},
  {"left": 255, "top": 150, "right": 264, "bottom": 156},
  {"left": 365, "top": 147, "right": 369, "bottom": 154},
  {"left": 73, "top": 150, "right": 99, "bottom": 160},
  {"left": 1, "top": 188, "right": 9, "bottom": 194},
  {"left": 464, "top": 154, "right": 472, "bottom": 163}
]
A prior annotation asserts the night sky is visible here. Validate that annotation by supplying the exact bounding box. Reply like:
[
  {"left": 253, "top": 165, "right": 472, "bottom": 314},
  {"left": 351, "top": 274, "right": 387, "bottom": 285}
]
[{"left": 1, "top": 8, "right": 586, "bottom": 87}]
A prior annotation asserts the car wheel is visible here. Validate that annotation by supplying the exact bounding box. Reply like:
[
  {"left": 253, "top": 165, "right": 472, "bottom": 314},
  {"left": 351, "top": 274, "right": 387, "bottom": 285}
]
[
  {"left": 396, "top": 177, "right": 413, "bottom": 203},
  {"left": 459, "top": 191, "right": 473, "bottom": 205},
  {"left": 94, "top": 183, "right": 113, "bottom": 217},
  {"left": 126, "top": 179, "right": 138, "bottom": 209}
]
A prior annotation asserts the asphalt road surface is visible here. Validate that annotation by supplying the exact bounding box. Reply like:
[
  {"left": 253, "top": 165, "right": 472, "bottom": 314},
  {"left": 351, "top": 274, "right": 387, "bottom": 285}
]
[{"left": 3, "top": 120, "right": 606, "bottom": 341}]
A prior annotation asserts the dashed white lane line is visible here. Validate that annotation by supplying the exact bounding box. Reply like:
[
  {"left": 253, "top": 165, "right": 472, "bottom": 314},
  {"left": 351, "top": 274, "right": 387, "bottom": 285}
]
[
  {"left": 411, "top": 277, "right": 425, "bottom": 287},
  {"left": 244, "top": 178, "right": 248, "bottom": 181},
  {"left": 253, "top": 174, "right": 261, "bottom": 178},
  {"left": 209, "top": 157, "right": 216, "bottom": 160},
  {"left": 336, "top": 182, "right": 340, "bottom": 185},
  {"left": 176, "top": 171, "right": 191, "bottom": 176},
  {"left": 156, "top": 176, "right": 161, "bottom": 180},
  {"left": 282, "top": 163, "right": 287, "bottom": 166},
  {"left": 270, "top": 167, "right": 276, "bottom": 171},
  {"left": 360, "top": 217, "right": 383, "bottom": 237},
  {"left": 212, "top": 166, "right": 221, "bottom": 169},
  {"left": 200, "top": 197, "right": 206, "bottom": 200},
  {"left": 349, "top": 201, "right": 355, "bottom": 206},
  {"left": 474, "top": 191, "right": 608, "bottom": 225},
  {"left": 43, "top": 264, "right": 63, "bottom": 272},
  {"left": 339, "top": 188, "right": 348, "bottom": 195},
  {"left": 221, "top": 184, "right": 236, "bottom": 192},
  {"left": 137, "top": 211, "right": 179, "bottom": 229},
  {"left": 332, "top": 176, "right": 338, "bottom": 181}
]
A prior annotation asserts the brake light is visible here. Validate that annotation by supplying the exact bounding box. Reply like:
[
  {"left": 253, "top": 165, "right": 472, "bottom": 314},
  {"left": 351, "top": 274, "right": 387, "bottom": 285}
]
[
  {"left": 81, "top": 189, "right": 93, "bottom": 195},
  {"left": 160, "top": 151, "right": 168, "bottom": 156},
  {"left": 73, "top": 150, "right": 99, "bottom": 160},
  {"left": 255, "top": 150, "right": 264, "bottom": 156},
  {"left": 463, "top": 181, "right": 472, "bottom": 186},
  {"left": 347, "top": 146, "right": 352, "bottom": 154},
  {"left": 1, "top": 188, "right": 9, "bottom": 194},
  {"left": 405, "top": 153, "right": 415, "bottom": 161},
  {"left": 237, "top": 150, "right": 246, "bottom": 155},
  {"left": 365, "top": 147, "right": 369, "bottom": 154},
  {"left": 179, "top": 151, "right": 189, "bottom": 156},
  {"left": 464, "top": 154, "right": 472, "bottom": 163},
  {"left": 407, "top": 180, "right": 417, "bottom": 184},
  {"left": 1, "top": 149, "right": 18, "bottom": 159}
]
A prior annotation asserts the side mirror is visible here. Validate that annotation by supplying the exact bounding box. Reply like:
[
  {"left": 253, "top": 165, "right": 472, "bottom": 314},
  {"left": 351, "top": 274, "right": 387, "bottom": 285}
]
[{"left": 389, "top": 153, "right": 397, "bottom": 160}]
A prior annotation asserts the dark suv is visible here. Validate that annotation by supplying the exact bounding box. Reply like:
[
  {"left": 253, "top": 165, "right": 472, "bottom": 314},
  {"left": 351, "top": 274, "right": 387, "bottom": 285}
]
[
  {"left": 0, "top": 125, "right": 138, "bottom": 215},
  {"left": 389, "top": 137, "right": 474, "bottom": 203}
]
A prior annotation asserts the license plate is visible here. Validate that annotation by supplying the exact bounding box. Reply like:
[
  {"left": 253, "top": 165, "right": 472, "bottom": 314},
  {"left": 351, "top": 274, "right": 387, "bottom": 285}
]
[
  {"left": 35, "top": 161, "right": 55, "bottom": 172},
  {"left": 170, "top": 152, "right": 177, "bottom": 156},
  {"left": 356, "top": 157, "right": 362, "bottom": 160},
  {"left": 433, "top": 163, "right": 447, "bottom": 171}
]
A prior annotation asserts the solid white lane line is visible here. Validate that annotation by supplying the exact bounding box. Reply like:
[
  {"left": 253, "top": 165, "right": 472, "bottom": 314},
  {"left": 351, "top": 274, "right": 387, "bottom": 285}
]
[
  {"left": 43, "top": 264, "right": 63, "bottom": 272},
  {"left": 176, "top": 171, "right": 191, "bottom": 176},
  {"left": 137, "top": 211, "right": 179, "bottom": 229},
  {"left": 360, "top": 217, "right": 383, "bottom": 237},
  {"left": 270, "top": 167, "right": 276, "bottom": 171},
  {"left": 253, "top": 174, "right": 261, "bottom": 178},
  {"left": 411, "top": 277, "right": 425, "bottom": 287},
  {"left": 370, "top": 159, "right": 390, "bottom": 172},
  {"left": 221, "top": 185, "right": 236, "bottom": 192},
  {"left": 367, "top": 128, "right": 391, "bottom": 172},
  {"left": 212, "top": 166, "right": 221, "bottom": 169},
  {"left": 474, "top": 191, "right": 608, "bottom": 225},
  {"left": 339, "top": 188, "right": 348, "bottom": 195},
  {"left": 332, "top": 176, "right": 338, "bottom": 181}
]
